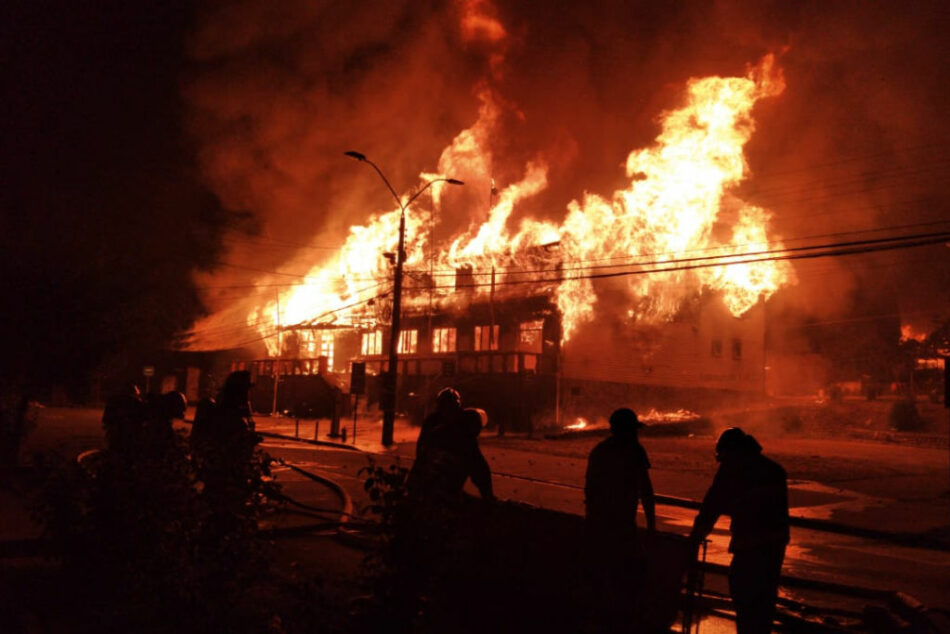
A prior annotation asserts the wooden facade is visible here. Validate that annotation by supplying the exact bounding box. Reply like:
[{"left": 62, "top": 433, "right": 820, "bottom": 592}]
[{"left": 237, "top": 291, "right": 766, "bottom": 430}]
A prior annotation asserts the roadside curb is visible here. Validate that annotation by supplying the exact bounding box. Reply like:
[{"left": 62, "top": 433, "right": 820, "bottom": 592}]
[{"left": 257, "top": 430, "right": 363, "bottom": 452}]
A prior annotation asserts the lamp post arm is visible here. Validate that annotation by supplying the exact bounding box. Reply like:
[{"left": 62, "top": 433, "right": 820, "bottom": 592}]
[
  {"left": 362, "top": 158, "right": 407, "bottom": 214},
  {"left": 405, "top": 178, "right": 450, "bottom": 208}
]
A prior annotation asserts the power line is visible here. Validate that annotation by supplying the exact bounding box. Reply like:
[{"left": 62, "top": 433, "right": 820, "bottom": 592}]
[
  {"left": 393, "top": 224, "right": 950, "bottom": 280},
  {"left": 187, "top": 282, "right": 388, "bottom": 338},
  {"left": 420, "top": 231, "right": 950, "bottom": 290}
]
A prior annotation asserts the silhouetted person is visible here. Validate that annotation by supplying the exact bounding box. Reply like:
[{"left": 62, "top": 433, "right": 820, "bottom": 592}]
[
  {"left": 463, "top": 407, "right": 486, "bottom": 438},
  {"left": 193, "top": 371, "right": 260, "bottom": 518},
  {"left": 690, "top": 428, "right": 789, "bottom": 634},
  {"left": 584, "top": 407, "right": 656, "bottom": 630},
  {"left": 407, "top": 387, "right": 494, "bottom": 503},
  {"left": 216, "top": 370, "right": 254, "bottom": 429},
  {"left": 143, "top": 391, "right": 186, "bottom": 449},
  {"left": 388, "top": 389, "right": 493, "bottom": 627},
  {"left": 102, "top": 383, "right": 146, "bottom": 453},
  {"left": 190, "top": 395, "right": 217, "bottom": 457}
]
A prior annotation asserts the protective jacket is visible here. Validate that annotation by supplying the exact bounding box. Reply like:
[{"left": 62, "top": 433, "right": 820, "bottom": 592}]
[{"left": 692, "top": 452, "right": 790, "bottom": 552}]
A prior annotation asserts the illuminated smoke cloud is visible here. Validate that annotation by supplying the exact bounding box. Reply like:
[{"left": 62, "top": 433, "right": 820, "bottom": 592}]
[{"left": 183, "top": 1, "right": 950, "bottom": 349}]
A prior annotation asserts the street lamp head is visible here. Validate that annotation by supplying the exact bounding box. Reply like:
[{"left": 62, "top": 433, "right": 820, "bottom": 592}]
[
  {"left": 446, "top": 178, "right": 465, "bottom": 186},
  {"left": 344, "top": 151, "right": 367, "bottom": 161}
]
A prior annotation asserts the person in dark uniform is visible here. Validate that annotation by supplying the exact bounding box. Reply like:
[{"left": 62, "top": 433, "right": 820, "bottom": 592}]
[
  {"left": 102, "top": 383, "right": 146, "bottom": 454},
  {"left": 143, "top": 391, "right": 186, "bottom": 448},
  {"left": 690, "top": 427, "right": 789, "bottom": 634},
  {"left": 407, "top": 387, "right": 493, "bottom": 503},
  {"left": 192, "top": 371, "right": 261, "bottom": 517},
  {"left": 584, "top": 407, "right": 656, "bottom": 630},
  {"left": 389, "top": 389, "right": 493, "bottom": 626},
  {"left": 585, "top": 407, "right": 656, "bottom": 537}
]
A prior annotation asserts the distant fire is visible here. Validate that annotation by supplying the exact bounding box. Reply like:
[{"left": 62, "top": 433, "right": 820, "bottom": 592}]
[
  {"left": 639, "top": 408, "right": 702, "bottom": 423},
  {"left": 566, "top": 417, "right": 589, "bottom": 430},
  {"left": 900, "top": 324, "right": 928, "bottom": 343},
  {"left": 562, "top": 409, "right": 700, "bottom": 430},
  {"left": 237, "top": 23, "right": 792, "bottom": 354}
]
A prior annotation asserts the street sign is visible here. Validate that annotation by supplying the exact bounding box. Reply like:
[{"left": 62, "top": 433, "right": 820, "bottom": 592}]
[{"left": 143, "top": 366, "right": 155, "bottom": 377}]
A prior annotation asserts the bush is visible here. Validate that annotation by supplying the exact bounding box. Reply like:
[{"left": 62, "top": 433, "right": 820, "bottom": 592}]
[
  {"left": 35, "top": 423, "right": 283, "bottom": 632},
  {"left": 888, "top": 399, "right": 924, "bottom": 431}
]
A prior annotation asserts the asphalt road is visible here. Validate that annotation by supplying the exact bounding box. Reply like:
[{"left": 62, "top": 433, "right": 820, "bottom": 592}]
[
  {"left": 17, "top": 407, "right": 949, "bottom": 611},
  {"left": 257, "top": 427, "right": 950, "bottom": 611}
]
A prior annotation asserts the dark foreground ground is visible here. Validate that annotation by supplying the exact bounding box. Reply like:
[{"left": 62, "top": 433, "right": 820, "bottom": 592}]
[{"left": 2, "top": 399, "right": 948, "bottom": 632}]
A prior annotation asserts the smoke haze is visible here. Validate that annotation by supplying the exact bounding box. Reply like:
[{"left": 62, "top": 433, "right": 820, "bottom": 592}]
[{"left": 183, "top": 0, "right": 950, "bottom": 347}]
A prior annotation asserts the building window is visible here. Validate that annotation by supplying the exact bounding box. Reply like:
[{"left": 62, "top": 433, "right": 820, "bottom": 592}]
[
  {"left": 732, "top": 338, "right": 742, "bottom": 360},
  {"left": 398, "top": 329, "right": 418, "bottom": 354},
  {"left": 432, "top": 327, "right": 457, "bottom": 353},
  {"left": 361, "top": 330, "right": 382, "bottom": 356},
  {"left": 518, "top": 320, "right": 544, "bottom": 353},
  {"left": 711, "top": 339, "right": 723, "bottom": 358},
  {"left": 474, "top": 325, "right": 499, "bottom": 351},
  {"left": 299, "top": 330, "right": 334, "bottom": 369}
]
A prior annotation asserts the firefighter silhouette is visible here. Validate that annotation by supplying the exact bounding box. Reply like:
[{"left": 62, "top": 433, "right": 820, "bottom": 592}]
[
  {"left": 407, "top": 387, "right": 493, "bottom": 503},
  {"left": 690, "top": 427, "right": 789, "bottom": 634}
]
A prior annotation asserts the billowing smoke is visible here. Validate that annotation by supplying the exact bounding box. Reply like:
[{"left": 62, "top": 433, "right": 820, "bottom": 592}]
[{"left": 183, "top": 0, "right": 950, "bottom": 350}]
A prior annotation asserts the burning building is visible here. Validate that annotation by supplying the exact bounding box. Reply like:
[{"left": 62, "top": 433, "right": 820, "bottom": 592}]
[{"left": 195, "top": 53, "right": 796, "bottom": 428}]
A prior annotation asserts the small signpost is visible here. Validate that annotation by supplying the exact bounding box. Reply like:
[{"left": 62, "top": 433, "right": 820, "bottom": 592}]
[{"left": 142, "top": 365, "right": 155, "bottom": 394}]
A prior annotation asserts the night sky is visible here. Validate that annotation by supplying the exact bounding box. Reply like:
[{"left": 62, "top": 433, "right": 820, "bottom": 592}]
[
  {"left": 1, "top": 1, "right": 234, "bottom": 395},
  {"left": 3, "top": 1, "right": 950, "bottom": 396}
]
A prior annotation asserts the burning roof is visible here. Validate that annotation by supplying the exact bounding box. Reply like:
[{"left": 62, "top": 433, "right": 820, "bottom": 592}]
[{"left": 190, "top": 53, "right": 793, "bottom": 355}]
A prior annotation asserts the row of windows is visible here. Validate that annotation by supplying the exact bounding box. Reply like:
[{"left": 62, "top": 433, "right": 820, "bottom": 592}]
[
  {"left": 711, "top": 338, "right": 742, "bottom": 360},
  {"left": 359, "top": 320, "right": 544, "bottom": 356}
]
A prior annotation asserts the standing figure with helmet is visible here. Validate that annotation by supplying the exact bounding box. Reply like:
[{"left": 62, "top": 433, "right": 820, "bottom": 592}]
[
  {"left": 690, "top": 427, "right": 790, "bottom": 634},
  {"left": 406, "top": 387, "right": 494, "bottom": 504},
  {"left": 583, "top": 407, "right": 657, "bottom": 631}
]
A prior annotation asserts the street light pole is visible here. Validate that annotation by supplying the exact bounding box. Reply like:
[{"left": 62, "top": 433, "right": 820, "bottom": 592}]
[{"left": 344, "top": 151, "right": 463, "bottom": 446}]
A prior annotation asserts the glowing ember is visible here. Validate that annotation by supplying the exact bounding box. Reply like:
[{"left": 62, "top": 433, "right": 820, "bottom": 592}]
[
  {"left": 900, "top": 324, "right": 927, "bottom": 343},
  {"left": 222, "top": 54, "right": 793, "bottom": 354},
  {"left": 566, "top": 417, "right": 589, "bottom": 430}
]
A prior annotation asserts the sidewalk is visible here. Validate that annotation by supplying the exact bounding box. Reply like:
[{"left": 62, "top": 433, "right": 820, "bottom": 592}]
[{"left": 250, "top": 412, "right": 421, "bottom": 454}]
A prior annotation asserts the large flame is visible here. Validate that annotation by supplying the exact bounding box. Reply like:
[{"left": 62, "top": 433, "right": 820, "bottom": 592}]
[
  {"left": 206, "top": 55, "right": 793, "bottom": 355},
  {"left": 550, "top": 55, "right": 791, "bottom": 338}
]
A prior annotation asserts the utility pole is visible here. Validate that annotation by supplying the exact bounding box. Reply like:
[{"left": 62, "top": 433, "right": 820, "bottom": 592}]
[
  {"left": 490, "top": 266, "right": 496, "bottom": 350},
  {"left": 427, "top": 189, "right": 435, "bottom": 346},
  {"left": 488, "top": 179, "right": 497, "bottom": 352},
  {"left": 382, "top": 207, "right": 408, "bottom": 446},
  {"left": 272, "top": 290, "right": 281, "bottom": 417},
  {"left": 345, "top": 151, "right": 463, "bottom": 446}
]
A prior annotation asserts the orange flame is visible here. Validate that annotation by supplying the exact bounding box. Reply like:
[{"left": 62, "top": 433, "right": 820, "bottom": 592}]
[
  {"left": 566, "top": 417, "right": 589, "bottom": 430},
  {"left": 233, "top": 55, "right": 793, "bottom": 355},
  {"left": 900, "top": 324, "right": 927, "bottom": 343}
]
